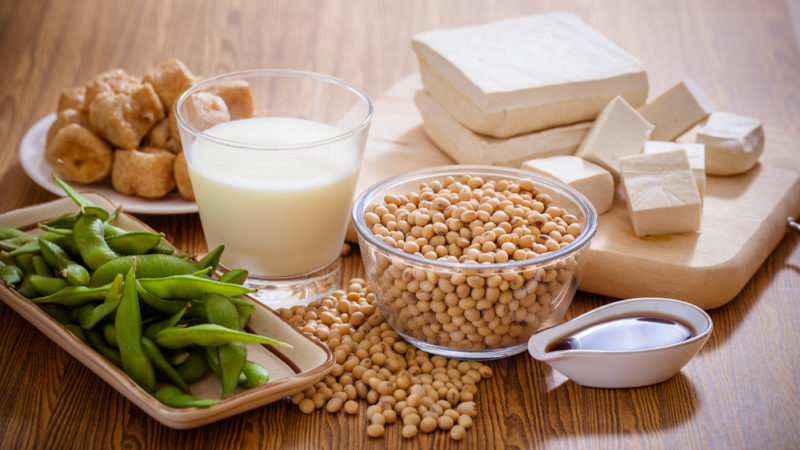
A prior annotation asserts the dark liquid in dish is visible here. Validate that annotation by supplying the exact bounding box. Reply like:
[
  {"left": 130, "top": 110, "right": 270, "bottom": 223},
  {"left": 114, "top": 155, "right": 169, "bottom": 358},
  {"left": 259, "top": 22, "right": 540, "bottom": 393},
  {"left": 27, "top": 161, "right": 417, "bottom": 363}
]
[{"left": 546, "top": 314, "right": 695, "bottom": 352}]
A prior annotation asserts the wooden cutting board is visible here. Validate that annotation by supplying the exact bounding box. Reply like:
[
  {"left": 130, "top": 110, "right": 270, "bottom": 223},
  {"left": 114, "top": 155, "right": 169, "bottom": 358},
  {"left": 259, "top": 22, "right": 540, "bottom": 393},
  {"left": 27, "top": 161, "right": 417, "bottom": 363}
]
[{"left": 350, "top": 74, "right": 800, "bottom": 309}]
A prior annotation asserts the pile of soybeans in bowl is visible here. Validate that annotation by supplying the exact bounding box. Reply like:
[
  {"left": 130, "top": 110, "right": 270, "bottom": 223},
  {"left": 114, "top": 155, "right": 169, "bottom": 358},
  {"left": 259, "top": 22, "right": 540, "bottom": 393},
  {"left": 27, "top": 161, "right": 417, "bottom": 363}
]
[{"left": 352, "top": 166, "right": 598, "bottom": 360}]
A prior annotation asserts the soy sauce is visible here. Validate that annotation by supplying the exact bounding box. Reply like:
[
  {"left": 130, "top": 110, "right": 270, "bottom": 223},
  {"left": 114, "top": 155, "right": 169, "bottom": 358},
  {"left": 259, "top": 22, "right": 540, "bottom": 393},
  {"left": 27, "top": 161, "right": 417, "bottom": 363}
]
[{"left": 546, "top": 314, "right": 695, "bottom": 352}]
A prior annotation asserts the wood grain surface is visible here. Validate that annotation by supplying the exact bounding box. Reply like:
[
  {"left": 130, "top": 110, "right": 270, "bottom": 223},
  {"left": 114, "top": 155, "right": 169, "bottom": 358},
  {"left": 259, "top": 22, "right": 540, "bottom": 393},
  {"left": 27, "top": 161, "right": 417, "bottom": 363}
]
[{"left": 1, "top": 0, "right": 799, "bottom": 448}]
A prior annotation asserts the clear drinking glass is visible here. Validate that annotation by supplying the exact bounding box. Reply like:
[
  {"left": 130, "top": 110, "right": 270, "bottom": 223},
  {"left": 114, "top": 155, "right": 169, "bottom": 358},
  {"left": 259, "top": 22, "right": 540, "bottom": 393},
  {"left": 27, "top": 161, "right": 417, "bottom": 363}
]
[{"left": 176, "top": 70, "right": 372, "bottom": 307}]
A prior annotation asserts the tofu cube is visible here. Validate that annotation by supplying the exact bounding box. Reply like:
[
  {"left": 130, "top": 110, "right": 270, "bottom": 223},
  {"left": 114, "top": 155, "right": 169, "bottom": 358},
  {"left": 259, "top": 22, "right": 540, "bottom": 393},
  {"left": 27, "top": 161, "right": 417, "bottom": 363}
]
[
  {"left": 695, "top": 112, "right": 764, "bottom": 176},
  {"left": 521, "top": 156, "right": 614, "bottom": 214},
  {"left": 619, "top": 150, "right": 702, "bottom": 237},
  {"left": 415, "top": 90, "right": 590, "bottom": 167},
  {"left": 576, "top": 96, "right": 654, "bottom": 181},
  {"left": 643, "top": 141, "right": 706, "bottom": 197},
  {"left": 637, "top": 79, "right": 714, "bottom": 141},
  {"left": 412, "top": 12, "right": 648, "bottom": 138}
]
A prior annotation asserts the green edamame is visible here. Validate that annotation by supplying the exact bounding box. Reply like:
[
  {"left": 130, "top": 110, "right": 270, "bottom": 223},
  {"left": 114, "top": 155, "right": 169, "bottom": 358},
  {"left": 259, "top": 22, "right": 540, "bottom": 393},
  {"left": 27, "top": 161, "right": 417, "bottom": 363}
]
[
  {"left": 196, "top": 245, "right": 224, "bottom": 272},
  {"left": 141, "top": 336, "right": 190, "bottom": 394},
  {"left": 77, "top": 300, "right": 119, "bottom": 330},
  {"left": 52, "top": 173, "right": 110, "bottom": 222},
  {"left": 155, "top": 385, "right": 217, "bottom": 408},
  {"left": 29, "top": 274, "right": 69, "bottom": 296},
  {"left": 103, "top": 323, "right": 118, "bottom": 348},
  {"left": 206, "top": 294, "right": 246, "bottom": 398},
  {"left": 74, "top": 214, "right": 119, "bottom": 270},
  {"left": 153, "top": 324, "right": 288, "bottom": 349},
  {"left": 144, "top": 303, "right": 190, "bottom": 340},
  {"left": 38, "top": 238, "right": 90, "bottom": 286},
  {"left": 31, "top": 283, "right": 109, "bottom": 306},
  {"left": 0, "top": 227, "right": 28, "bottom": 240},
  {"left": 176, "top": 350, "right": 211, "bottom": 383},
  {"left": 86, "top": 329, "right": 122, "bottom": 367},
  {"left": 218, "top": 269, "right": 248, "bottom": 285},
  {"left": 0, "top": 265, "right": 23, "bottom": 284},
  {"left": 31, "top": 255, "right": 52, "bottom": 276},
  {"left": 138, "top": 275, "right": 254, "bottom": 300},
  {"left": 115, "top": 260, "right": 156, "bottom": 393},
  {"left": 168, "top": 351, "right": 190, "bottom": 366},
  {"left": 136, "top": 281, "right": 188, "bottom": 314},
  {"left": 105, "top": 232, "right": 162, "bottom": 255},
  {"left": 239, "top": 361, "right": 270, "bottom": 389},
  {"left": 90, "top": 254, "right": 200, "bottom": 287}
]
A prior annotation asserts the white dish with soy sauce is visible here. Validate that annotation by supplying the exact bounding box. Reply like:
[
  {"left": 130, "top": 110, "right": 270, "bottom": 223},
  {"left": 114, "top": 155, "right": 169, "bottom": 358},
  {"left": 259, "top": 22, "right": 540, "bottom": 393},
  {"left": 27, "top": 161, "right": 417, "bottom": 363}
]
[{"left": 528, "top": 298, "right": 712, "bottom": 388}]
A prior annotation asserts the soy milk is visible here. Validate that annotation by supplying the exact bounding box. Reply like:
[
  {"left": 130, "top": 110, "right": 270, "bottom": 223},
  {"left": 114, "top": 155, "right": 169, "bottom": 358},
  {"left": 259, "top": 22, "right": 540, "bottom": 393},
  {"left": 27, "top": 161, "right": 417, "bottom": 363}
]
[{"left": 187, "top": 117, "right": 361, "bottom": 277}]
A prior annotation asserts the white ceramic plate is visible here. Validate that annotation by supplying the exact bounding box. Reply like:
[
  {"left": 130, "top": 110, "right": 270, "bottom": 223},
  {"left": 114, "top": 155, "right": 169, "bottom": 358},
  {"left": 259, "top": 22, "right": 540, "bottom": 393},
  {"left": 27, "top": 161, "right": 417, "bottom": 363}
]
[
  {"left": 19, "top": 114, "right": 198, "bottom": 215},
  {"left": 0, "top": 194, "right": 334, "bottom": 429}
]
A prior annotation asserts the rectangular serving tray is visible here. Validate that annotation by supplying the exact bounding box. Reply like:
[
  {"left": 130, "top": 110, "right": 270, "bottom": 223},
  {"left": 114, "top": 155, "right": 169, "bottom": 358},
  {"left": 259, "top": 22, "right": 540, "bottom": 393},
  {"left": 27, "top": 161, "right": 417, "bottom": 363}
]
[{"left": 0, "top": 194, "right": 334, "bottom": 429}]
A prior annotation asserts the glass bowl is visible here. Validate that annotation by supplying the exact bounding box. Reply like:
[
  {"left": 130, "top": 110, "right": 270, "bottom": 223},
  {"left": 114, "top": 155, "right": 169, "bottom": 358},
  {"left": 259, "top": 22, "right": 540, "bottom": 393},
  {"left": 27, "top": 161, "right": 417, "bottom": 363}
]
[{"left": 352, "top": 165, "right": 598, "bottom": 359}]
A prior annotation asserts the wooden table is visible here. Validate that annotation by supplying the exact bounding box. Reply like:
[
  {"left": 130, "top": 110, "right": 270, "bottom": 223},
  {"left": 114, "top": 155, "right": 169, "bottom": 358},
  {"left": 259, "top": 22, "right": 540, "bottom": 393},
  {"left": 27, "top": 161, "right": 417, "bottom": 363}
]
[{"left": 1, "top": 0, "right": 799, "bottom": 448}]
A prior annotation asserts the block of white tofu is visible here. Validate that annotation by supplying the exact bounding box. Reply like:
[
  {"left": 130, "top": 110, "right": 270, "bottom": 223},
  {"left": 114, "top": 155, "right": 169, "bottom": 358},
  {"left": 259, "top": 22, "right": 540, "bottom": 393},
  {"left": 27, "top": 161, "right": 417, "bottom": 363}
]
[
  {"left": 575, "top": 96, "right": 654, "bottom": 181},
  {"left": 619, "top": 150, "right": 702, "bottom": 237},
  {"left": 637, "top": 80, "right": 714, "bottom": 141},
  {"left": 521, "top": 156, "right": 614, "bottom": 214},
  {"left": 412, "top": 12, "right": 648, "bottom": 138},
  {"left": 695, "top": 112, "right": 765, "bottom": 175},
  {"left": 643, "top": 141, "right": 706, "bottom": 197},
  {"left": 414, "top": 90, "right": 591, "bottom": 167}
]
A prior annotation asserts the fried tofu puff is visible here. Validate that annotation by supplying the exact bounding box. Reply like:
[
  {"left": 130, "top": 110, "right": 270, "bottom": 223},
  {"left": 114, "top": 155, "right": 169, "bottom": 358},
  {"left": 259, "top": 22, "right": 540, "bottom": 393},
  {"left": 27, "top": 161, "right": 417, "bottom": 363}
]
[
  {"left": 84, "top": 69, "right": 141, "bottom": 105},
  {"left": 182, "top": 92, "right": 230, "bottom": 131},
  {"left": 47, "top": 108, "right": 90, "bottom": 146},
  {"left": 46, "top": 124, "right": 112, "bottom": 184},
  {"left": 204, "top": 80, "right": 255, "bottom": 119},
  {"left": 143, "top": 59, "right": 196, "bottom": 112},
  {"left": 112, "top": 147, "right": 176, "bottom": 199},
  {"left": 143, "top": 117, "right": 181, "bottom": 153},
  {"left": 173, "top": 151, "right": 194, "bottom": 200},
  {"left": 89, "top": 82, "right": 165, "bottom": 149},
  {"left": 57, "top": 86, "right": 87, "bottom": 112}
]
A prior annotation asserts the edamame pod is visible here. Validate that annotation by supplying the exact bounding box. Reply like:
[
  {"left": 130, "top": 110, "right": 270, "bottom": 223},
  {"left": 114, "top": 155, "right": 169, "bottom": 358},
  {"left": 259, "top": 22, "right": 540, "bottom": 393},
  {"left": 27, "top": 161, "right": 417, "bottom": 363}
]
[
  {"left": 143, "top": 303, "right": 190, "bottom": 340},
  {"left": 31, "top": 255, "right": 52, "bottom": 276},
  {"left": 103, "top": 323, "right": 118, "bottom": 348},
  {"left": 31, "top": 283, "right": 109, "bottom": 306},
  {"left": 29, "top": 275, "right": 69, "bottom": 296},
  {"left": 0, "top": 265, "right": 23, "bottom": 284},
  {"left": 86, "top": 329, "right": 122, "bottom": 367},
  {"left": 141, "top": 336, "right": 190, "bottom": 394},
  {"left": 0, "top": 227, "right": 27, "bottom": 240},
  {"left": 115, "top": 260, "right": 156, "bottom": 393},
  {"left": 196, "top": 245, "right": 224, "bottom": 272},
  {"left": 176, "top": 350, "right": 211, "bottom": 383},
  {"left": 238, "top": 360, "right": 270, "bottom": 389},
  {"left": 153, "top": 324, "right": 289, "bottom": 349},
  {"left": 138, "top": 275, "right": 254, "bottom": 300},
  {"left": 206, "top": 294, "right": 246, "bottom": 398},
  {"left": 136, "top": 281, "right": 188, "bottom": 314},
  {"left": 74, "top": 214, "right": 119, "bottom": 270},
  {"left": 90, "top": 254, "right": 200, "bottom": 287},
  {"left": 77, "top": 300, "right": 119, "bottom": 330},
  {"left": 52, "top": 173, "right": 110, "bottom": 222},
  {"left": 38, "top": 238, "right": 90, "bottom": 286},
  {"left": 218, "top": 269, "right": 248, "bottom": 285},
  {"left": 155, "top": 385, "right": 217, "bottom": 408},
  {"left": 105, "top": 232, "right": 162, "bottom": 255}
]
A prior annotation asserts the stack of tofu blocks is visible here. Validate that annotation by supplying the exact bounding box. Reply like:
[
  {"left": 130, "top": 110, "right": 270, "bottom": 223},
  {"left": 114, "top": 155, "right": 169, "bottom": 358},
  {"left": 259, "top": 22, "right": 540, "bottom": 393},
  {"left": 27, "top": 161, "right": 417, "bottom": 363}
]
[{"left": 412, "top": 12, "right": 765, "bottom": 237}]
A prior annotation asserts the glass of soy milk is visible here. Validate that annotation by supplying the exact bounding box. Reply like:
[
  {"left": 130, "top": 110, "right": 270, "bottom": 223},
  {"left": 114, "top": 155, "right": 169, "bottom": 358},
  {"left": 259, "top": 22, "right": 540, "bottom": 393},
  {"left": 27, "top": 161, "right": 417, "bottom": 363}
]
[{"left": 175, "top": 70, "right": 372, "bottom": 306}]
